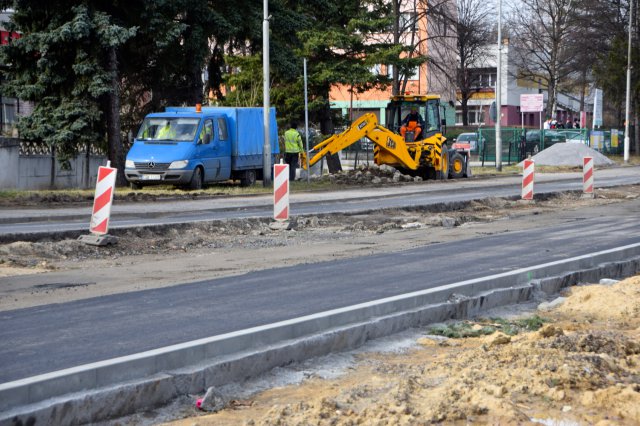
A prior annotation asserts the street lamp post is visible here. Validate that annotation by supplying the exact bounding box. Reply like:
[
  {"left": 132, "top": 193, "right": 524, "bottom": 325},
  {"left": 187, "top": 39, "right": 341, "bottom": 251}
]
[
  {"left": 624, "top": 0, "right": 633, "bottom": 163},
  {"left": 495, "top": 0, "right": 502, "bottom": 171},
  {"left": 262, "top": 0, "right": 272, "bottom": 186}
]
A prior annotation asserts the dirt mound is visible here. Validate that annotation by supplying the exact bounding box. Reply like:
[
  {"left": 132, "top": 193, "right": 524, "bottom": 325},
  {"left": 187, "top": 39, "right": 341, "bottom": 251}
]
[{"left": 528, "top": 142, "right": 616, "bottom": 167}]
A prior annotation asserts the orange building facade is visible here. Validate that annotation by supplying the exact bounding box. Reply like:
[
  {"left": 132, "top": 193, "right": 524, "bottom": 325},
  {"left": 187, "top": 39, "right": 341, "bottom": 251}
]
[{"left": 328, "top": 0, "right": 457, "bottom": 127}]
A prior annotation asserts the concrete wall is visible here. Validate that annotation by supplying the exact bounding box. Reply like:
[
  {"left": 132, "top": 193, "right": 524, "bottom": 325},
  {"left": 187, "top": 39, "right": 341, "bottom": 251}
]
[
  {"left": 0, "top": 138, "right": 107, "bottom": 190},
  {"left": 0, "top": 138, "right": 19, "bottom": 189}
]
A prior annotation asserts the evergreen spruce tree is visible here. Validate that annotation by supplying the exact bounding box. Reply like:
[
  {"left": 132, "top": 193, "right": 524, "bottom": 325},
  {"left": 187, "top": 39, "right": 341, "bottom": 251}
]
[{"left": 0, "top": 2, "right": 135, "bottom": 183}]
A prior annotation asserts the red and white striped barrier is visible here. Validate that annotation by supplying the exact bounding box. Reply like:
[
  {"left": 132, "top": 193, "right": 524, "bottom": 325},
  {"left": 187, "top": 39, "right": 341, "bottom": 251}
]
[
  {"left": 583, "top": 156, "right": 594, "bottom": 196},
  {"left": 274, "top": 162, "right": 289, "bottom": 221},
  {"left": 521, "top": 159, "right": 535, "bottom": 200},
  {"left": 90, "top": 162, "right": 117, "bottom": 234}
]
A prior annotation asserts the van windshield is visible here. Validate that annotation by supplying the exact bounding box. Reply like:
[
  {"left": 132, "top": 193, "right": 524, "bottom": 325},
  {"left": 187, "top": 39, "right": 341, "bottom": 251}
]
[{"left": 137, "top": 118, "right": 201, "bottom": 142}]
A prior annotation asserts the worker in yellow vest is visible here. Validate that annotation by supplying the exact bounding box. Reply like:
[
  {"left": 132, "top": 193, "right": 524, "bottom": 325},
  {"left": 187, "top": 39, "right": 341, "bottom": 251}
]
[
  {"left": 157, "top": 121, "right": 176, "bottom": 139},
  {"left": 284, "top": 121, "right": 304, "bottom": 181}
]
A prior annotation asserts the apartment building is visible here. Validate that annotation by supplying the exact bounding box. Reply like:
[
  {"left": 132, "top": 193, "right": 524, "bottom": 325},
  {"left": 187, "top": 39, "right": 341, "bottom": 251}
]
[{"left": 328, "top": 0, "right": 458, "bottom": 127}]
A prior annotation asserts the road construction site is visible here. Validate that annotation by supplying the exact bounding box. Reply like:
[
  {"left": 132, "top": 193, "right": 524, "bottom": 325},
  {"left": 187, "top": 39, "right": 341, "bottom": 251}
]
[{"left": 1, "top": 159, "right": 640, "bottom": 425}]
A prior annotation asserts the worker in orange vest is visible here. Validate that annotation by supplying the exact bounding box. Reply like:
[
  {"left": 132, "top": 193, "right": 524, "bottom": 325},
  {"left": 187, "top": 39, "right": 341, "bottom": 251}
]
[{"left": 400, "top": 107, "right": 424, "bottom": 141}]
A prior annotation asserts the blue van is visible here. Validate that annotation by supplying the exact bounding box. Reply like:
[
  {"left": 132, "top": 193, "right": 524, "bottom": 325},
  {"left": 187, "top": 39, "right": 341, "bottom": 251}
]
[{"left": 125, "top": 107, "right": 279, "bottom": 189}]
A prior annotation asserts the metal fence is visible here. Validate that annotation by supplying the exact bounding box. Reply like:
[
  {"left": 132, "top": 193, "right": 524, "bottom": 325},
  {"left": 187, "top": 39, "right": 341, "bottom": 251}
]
[{"left": 476, "top": 128, "right": 624, "bottom": 165}]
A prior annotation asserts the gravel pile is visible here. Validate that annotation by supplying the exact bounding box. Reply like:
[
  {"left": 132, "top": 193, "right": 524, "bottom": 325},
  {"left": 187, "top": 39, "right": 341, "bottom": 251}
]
[{"left": 527, "top": 143, "right": 616, "bottom": 167}]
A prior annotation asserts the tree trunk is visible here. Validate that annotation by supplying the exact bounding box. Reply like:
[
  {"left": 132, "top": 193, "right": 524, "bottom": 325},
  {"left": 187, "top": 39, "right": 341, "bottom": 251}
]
[
  {"left": 85, "top": 140, "right": 90, "bottom": 189},
  {"left": 318, "top": 99, "right": 334, "bottom": 135},
  {"left": 318, "top": 96, "right": 341, "bottom": 173},
  {"left": 461, "top": 96, "right": 469, "bottom": 126},
  {"left": 106, "top": 46, "right": 126, "bottom": 186},
  {"left": 579, "top": 70, "right": 586, "bottom": 113},
  {"left": 391, "top": 0, "right": 399, "bottom": 95}
]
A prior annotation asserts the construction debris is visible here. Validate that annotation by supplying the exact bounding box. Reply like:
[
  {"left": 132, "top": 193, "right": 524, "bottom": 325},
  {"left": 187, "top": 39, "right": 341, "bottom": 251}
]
[{"left": 308, "top": 164, "right": 422, "bottom": 185}]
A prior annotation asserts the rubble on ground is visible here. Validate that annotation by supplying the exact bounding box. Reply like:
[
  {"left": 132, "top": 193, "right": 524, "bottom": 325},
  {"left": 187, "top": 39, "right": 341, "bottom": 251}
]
[
  {"left": 307, "top": 164, "right": 422, "bottom": 185},
  {"left": 1, "top": 186, "right": 638, "bottom": 272}
]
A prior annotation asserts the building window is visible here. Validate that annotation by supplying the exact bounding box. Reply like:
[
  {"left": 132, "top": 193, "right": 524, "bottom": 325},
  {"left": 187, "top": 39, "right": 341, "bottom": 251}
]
[
  {"left": 1, "top": 98, "right": 18, "bottom": 134},
  {"left": 455, "top": 106, "right": 485, "bottom": 125},
  {"left": 400, "top": 12, "right": 417, "bottom": 33},
  {"left": 408, "top": 66, "right": 419, "bottom": 81},
  {"left": 470, "top": 71, "right": 497, "bottom": 89},
  {"left": 386, "top": 65, "right": 419, "bottom": 81}
]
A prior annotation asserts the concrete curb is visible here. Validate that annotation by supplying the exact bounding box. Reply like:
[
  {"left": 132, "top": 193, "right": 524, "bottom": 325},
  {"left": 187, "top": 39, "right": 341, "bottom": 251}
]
[{"left": 2, "top": 243, "right": 640, "bottom": 425}]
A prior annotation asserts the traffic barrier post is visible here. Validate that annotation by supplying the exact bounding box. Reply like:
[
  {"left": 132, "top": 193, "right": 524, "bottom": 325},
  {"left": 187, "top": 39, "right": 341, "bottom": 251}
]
[
  {"left": 78, "top": 161, "right": 118, "bottom": 246},
  {"left": 583, "top": 156, "right": 594, "bottom": 198},
  {"left": 273, "top": 161, "right": 289, "bottom": 221},
  {"left": 521, "top": 159, "right": 534, "bottom": 200}
]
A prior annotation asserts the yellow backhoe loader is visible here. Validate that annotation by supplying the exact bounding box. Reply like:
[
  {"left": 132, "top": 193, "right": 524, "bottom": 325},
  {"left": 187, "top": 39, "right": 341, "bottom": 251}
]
[{"left": 304, "top": 94, "right": 470, "bottom": 180}]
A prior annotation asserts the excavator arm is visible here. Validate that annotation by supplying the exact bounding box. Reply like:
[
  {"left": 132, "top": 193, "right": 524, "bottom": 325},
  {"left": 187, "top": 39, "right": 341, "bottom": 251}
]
[{"left": 304, "top": 113, "right": 423, "bottom": 170}]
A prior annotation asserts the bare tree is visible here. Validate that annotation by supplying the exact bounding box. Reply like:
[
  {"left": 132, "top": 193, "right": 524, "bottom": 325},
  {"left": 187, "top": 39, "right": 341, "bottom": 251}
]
[
  {"left": 422, "top": 0, "right": 459, "bottom": 104},
  {"left": 380, "top": 0, "right": 458, "bottom": 97},
  {"left": 429, "top": 0, "right": 493, "bottom": 125},
  {"left": 508, "top": 0, "right": 580, "bottom": 118},
  {"left": 394, "top": 0, "right": 493, "bottom": 118}
]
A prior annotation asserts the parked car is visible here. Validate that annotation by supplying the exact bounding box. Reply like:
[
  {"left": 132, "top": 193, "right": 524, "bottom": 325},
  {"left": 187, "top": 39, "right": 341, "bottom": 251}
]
[
  {"left": 453, "top": 132, "right": 481, "bottom": 153},
  {"left": 523, "top": 130, "right": 566, "bottom": 157}
]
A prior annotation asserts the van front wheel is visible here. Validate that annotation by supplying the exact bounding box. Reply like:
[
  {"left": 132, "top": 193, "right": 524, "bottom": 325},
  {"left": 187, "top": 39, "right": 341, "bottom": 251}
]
[{"left": 188, "top": 167, "right": 203, "bottom": 190}]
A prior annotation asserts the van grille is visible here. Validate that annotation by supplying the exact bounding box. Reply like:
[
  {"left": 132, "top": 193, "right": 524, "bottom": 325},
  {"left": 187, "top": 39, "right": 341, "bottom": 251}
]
[{"left": 134, "top": 162, "right": 170, "bottom": 170}]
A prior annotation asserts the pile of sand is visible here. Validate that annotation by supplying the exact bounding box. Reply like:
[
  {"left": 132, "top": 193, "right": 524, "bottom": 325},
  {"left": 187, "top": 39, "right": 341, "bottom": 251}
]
[{"left": 527, "top": 143, "right": 616, "bottom": 167}]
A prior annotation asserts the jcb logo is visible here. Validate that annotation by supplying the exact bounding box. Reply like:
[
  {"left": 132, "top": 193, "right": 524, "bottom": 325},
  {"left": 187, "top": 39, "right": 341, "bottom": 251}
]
[
  {"left": 358, "top": 121, "right": 368, "bottom": 130},
  {"left": 386, "top": 138, "right": 396, "bottom": 149}
]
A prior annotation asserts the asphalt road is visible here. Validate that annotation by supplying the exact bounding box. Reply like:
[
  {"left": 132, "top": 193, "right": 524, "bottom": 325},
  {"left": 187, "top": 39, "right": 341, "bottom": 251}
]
[
  {"left": 1, "top": 167, "right": 640, "bottom": 237},
  {"left": 1, "top": 203, "right": 639, "bottom": 384}
]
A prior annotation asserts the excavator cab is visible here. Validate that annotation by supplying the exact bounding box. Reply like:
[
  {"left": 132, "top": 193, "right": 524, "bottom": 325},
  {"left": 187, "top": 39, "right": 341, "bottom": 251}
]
[{"left": 386, "top": 94, "right": 442, "bottom": 142}]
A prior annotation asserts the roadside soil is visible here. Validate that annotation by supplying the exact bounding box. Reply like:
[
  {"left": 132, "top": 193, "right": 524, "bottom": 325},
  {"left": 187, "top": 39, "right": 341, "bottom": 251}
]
[
  {"left": 163, "top": 275, "right": 640, "bottom": 425},
  {"left": 1, "top": 181, "right": 640, "bottom": 425}
]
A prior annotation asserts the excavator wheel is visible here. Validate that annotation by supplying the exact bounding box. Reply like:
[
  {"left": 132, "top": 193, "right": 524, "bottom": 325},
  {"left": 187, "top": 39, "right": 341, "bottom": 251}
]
[
  {"left": 449, "top": 152, "right": 466, "bottom": 179},
  {"left": 436, "top": 147, "right": 449, "bottom": 180}
]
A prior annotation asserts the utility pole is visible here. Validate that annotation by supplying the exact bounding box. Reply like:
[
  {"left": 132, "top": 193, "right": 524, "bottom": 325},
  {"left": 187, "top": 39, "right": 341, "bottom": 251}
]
[
  {"left": 262, "top": 0, "right": 272, "bottom": 186},
  {"left": 625, "top": 0, "right": 633, "bottom": 163},
  {"left": 304, "top": 58, "right": 311, "bottom": 183},
  {"left": 495, "top": 0, "right": 502, "bottom": 171}
]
